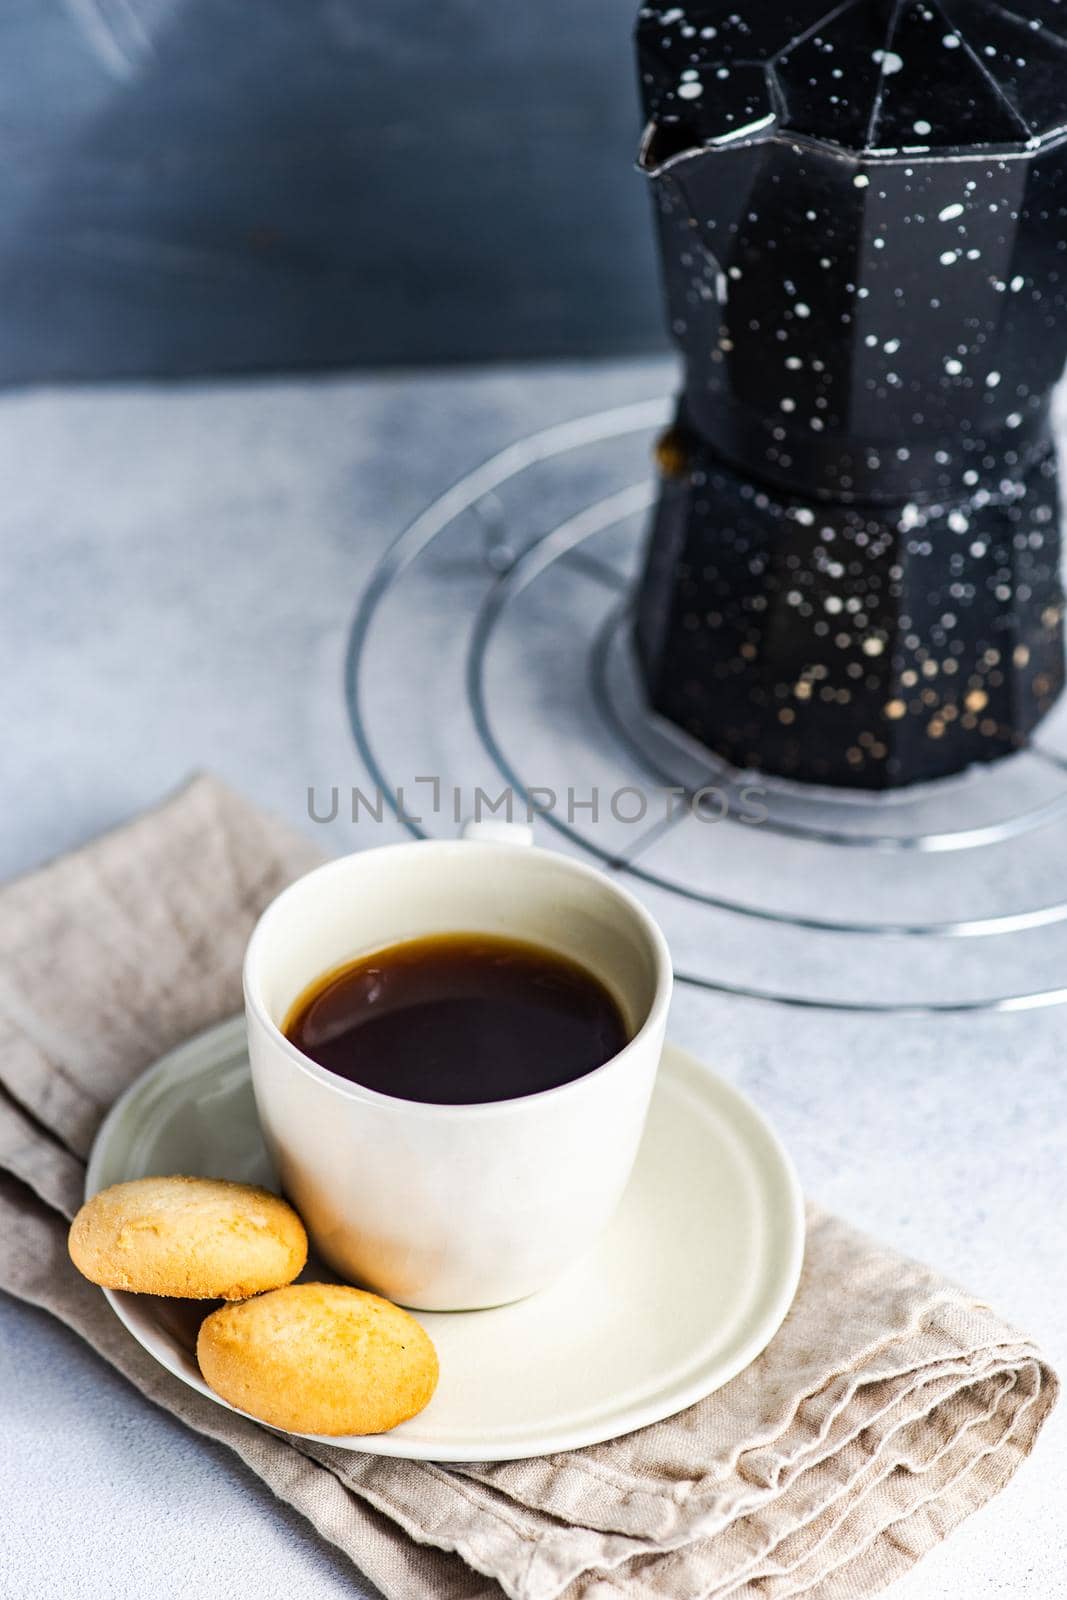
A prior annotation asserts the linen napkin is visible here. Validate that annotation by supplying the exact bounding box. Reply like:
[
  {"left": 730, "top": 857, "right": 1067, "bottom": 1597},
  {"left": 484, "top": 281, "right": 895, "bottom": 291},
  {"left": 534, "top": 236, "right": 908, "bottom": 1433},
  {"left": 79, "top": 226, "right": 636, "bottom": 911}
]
[{"left": 0, "top": 775, "right": 1056, "bottom": 1600}]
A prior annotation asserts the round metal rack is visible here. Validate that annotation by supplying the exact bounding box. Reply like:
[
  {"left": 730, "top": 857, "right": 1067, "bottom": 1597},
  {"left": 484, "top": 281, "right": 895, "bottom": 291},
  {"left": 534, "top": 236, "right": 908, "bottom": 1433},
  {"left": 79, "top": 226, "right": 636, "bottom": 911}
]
[{"left": 346, "top": 400, "right": 1067, "bottom": 1012}]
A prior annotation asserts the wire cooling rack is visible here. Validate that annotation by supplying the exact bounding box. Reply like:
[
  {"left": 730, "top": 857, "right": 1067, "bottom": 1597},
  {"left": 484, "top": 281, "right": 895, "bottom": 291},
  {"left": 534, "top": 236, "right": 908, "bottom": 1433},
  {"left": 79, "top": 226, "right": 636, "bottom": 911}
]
[{"left": 346, "top": 399, "right": 1067, "bottom": 1013}]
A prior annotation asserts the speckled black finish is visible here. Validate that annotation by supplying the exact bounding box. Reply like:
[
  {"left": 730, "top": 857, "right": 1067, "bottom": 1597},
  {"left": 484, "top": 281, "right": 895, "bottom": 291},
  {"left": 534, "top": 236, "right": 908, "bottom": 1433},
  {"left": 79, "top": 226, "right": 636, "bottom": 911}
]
[{"left": 633, "top": 0, "right": 1067, "bottom": 787}]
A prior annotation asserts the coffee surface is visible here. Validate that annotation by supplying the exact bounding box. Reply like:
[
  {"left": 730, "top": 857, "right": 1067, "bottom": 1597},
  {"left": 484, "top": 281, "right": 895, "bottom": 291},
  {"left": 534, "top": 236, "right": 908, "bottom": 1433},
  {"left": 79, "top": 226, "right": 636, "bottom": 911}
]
[{"left": 283, "top": 933, "right": 629, "bottom": 1105}]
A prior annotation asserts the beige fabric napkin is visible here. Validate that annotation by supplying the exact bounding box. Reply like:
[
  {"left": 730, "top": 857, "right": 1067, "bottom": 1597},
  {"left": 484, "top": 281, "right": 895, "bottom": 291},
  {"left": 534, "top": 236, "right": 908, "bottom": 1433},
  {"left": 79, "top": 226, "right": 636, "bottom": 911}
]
[{"left": 0, "top": 775, "right": 1056, "bottom": 1600}]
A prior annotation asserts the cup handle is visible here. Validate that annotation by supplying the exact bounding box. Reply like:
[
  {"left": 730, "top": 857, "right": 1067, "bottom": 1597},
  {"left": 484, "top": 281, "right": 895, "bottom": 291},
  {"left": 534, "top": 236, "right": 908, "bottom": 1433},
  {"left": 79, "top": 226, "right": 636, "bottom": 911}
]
[{"left": 460, "top": 819, "right": 534, "bottom": 847}]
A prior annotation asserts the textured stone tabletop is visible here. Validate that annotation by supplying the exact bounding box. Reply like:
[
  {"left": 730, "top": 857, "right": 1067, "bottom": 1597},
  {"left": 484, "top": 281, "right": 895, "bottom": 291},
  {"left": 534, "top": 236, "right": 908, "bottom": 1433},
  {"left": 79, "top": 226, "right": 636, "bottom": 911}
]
[{"left": 0, "top": 362, "right": 1063, "bottom": 1598}]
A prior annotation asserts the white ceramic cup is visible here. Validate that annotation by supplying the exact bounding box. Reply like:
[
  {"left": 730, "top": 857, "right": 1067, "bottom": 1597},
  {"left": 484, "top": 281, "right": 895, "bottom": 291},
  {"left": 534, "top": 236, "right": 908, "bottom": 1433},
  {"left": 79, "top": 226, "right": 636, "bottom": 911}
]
[{"left": 243, "top": 831, "right": 672, "bottom": 1310}]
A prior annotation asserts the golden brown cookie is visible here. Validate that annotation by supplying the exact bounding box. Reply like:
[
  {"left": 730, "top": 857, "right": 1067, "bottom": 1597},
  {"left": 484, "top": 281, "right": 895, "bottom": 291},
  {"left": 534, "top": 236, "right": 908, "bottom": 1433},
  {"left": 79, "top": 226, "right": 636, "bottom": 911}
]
[
  {"left": 68, "top": 1176, "right": 307, "bottom": 1300},
  {"left": 196, "top": 1282, "right": 439, "bottom": 1435}
]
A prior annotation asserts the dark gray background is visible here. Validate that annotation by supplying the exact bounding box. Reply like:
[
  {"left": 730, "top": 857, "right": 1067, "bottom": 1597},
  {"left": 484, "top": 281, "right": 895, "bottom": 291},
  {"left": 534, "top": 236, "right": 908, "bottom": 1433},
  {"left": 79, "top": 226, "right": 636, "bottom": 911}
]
[{"left": 2, "top": 0, "right": 666, "bottom": 383}]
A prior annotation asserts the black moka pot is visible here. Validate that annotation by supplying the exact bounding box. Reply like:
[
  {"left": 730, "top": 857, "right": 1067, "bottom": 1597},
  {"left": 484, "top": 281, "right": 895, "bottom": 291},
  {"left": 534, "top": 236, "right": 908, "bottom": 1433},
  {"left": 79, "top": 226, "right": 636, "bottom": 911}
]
[{"left": 633, "top": 0, "right": 1067, "bottom": 788}]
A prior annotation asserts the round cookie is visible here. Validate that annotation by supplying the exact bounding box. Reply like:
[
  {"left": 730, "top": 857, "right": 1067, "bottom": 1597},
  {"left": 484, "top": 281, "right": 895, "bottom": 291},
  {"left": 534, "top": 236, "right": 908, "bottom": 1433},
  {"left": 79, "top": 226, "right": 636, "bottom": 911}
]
[
  {"left": 68, "top": 1176, "right": 307, "bottom": 1300},
  {"left": 196, "top": 1282, "right": 439, "bottom": 1435}
]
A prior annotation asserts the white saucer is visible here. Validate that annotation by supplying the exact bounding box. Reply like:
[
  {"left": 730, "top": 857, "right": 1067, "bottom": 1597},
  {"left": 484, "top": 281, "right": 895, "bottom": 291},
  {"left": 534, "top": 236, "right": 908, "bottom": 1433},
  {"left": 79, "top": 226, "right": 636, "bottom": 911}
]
[{"left": 86, "top": 1018, "right": 804, "bottom": 1461}]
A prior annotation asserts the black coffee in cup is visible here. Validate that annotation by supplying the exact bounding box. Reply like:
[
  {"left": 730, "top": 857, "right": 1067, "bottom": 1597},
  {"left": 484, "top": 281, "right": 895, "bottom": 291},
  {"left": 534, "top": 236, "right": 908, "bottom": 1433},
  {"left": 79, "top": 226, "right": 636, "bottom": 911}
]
[{"left": 283, "top": 932, "right": 628, "bottom": 1106}]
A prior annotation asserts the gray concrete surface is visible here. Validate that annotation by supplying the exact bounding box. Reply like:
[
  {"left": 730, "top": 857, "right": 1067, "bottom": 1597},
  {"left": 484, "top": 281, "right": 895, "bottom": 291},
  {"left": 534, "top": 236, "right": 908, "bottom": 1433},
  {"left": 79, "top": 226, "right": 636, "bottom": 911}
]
[{"left": 0, "top": 360, "right": 1064, "bottom": 1598}]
